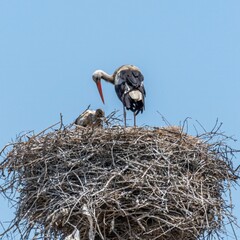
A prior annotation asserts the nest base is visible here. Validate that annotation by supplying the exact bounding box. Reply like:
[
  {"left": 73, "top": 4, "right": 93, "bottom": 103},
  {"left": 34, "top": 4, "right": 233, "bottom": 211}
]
[{"left": 0, "top": 123, "right": 238, "bottom": 240}]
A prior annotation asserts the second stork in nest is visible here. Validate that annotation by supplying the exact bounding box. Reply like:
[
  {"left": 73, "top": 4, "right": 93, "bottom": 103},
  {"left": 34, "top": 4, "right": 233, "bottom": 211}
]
[{"left": 75, "top": 109, "right": 105, "bottom": 127}]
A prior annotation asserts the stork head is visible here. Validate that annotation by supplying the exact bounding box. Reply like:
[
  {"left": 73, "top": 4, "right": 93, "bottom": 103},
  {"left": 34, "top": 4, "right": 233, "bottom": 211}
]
[
  {"left": 95, "top": 108, "right": 105, "bottom": 118},
  {"left": 92, "top": 70, "right": 105, "bottom": 104}
]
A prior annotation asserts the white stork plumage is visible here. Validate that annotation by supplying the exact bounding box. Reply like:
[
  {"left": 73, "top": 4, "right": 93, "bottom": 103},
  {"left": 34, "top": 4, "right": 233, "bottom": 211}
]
[{"left": 92, "top": 65, "right": 146, "bottom": 127}]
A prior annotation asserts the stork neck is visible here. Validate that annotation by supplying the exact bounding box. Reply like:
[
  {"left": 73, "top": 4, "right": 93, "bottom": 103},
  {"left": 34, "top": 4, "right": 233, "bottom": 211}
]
[{"left": 101, "top": 71, "right": 114, "bottom": 84}]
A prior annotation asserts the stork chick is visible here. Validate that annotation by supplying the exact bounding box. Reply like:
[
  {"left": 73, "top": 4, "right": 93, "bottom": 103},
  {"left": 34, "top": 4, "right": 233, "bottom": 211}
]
[{"left": 75, "top": 109, "right": 105, "bottom": 127}]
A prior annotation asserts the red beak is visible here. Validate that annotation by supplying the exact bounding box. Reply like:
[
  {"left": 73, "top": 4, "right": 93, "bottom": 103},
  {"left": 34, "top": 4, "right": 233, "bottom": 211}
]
[{"left": 96, "top": 80, "right": 105, "bottom": 104}]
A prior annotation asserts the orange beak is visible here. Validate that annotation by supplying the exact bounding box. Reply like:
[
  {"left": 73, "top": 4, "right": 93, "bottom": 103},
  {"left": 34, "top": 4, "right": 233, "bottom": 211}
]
[{"left": 96, "top": 80, "right": 105, "bottom": 104}]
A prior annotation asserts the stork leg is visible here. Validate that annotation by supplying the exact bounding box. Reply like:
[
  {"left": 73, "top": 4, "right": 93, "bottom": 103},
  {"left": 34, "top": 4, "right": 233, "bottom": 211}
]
[
  {"left": 134, "top": 112, "right": 136, "bottom": 127},
  {"left": 123, "top": 105, "right": 127, "bottom": 127}
]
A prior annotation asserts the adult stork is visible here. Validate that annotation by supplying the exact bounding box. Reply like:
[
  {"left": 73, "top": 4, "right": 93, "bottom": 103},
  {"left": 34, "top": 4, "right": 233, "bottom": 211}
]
[{"left": 92, "top": 65, "right": 146, "bottom": 127}]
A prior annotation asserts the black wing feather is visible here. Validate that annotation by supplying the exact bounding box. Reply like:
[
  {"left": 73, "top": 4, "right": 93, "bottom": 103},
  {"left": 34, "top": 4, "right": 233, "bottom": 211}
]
[
  {"left": 120, "top": 69, "right": 144, "bottom": 88},
  {"left": 115, "top": 68, "right": 146, "bottom": 114}
]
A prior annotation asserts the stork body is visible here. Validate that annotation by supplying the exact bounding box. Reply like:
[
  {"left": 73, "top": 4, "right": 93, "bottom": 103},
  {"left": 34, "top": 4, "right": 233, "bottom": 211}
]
[{"left": 92, "top": 65, "right": 146, "bottom": 127}]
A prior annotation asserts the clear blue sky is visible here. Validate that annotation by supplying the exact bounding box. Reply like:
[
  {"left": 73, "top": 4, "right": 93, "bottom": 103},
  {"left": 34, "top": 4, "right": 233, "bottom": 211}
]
[{"left": 0, "top": 0, "right": 239, "bottom": 239}]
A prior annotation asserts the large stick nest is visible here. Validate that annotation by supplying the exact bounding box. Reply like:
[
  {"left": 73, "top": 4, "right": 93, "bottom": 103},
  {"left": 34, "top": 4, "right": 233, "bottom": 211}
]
[{"left": 0, "top": 116, "right": 239, "bottom": 240}]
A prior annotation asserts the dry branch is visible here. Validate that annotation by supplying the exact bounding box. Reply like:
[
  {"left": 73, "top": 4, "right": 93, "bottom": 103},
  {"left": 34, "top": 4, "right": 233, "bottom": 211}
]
[{"left": 0, "top": 115, "right": 239, "bottom": 240}]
